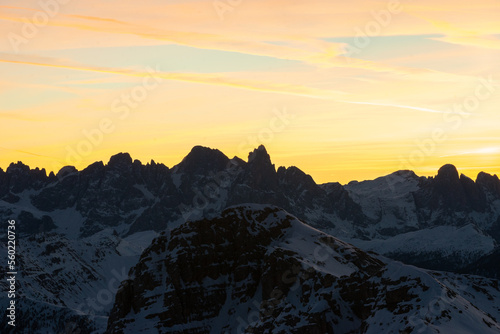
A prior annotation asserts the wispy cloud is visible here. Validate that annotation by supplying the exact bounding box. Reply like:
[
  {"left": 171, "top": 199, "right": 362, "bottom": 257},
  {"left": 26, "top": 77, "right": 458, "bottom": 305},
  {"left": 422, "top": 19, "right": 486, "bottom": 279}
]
[
  {"left": 338, "top": 100, "right": 471, "bottom": 115},
  {"left": 0, "top": 53, "right": 347, "bottom": 99},
  {"left": 411, "top": 13, "right": 500, "bottom": 51},
  {"left": 0, "top": 2, "right": 472, "bottom": 78},
  {"left": 440, "top": 147, "right": 500, "bottom": 158},
  {"left": 0, "top": 53, "right": 478, "bottom": 117}
]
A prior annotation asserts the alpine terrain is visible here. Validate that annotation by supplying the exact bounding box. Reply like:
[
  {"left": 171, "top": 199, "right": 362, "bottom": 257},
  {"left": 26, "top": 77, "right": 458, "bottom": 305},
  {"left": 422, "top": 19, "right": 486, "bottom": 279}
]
[{"left": 0, "top": 145, "right": 499, "bottom": 333}]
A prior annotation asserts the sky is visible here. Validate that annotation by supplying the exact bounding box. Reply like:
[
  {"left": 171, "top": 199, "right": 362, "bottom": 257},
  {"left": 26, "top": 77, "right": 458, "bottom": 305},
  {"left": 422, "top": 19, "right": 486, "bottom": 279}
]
[{"left": 0, "top": 0, "right": 499, "bottom": 184}]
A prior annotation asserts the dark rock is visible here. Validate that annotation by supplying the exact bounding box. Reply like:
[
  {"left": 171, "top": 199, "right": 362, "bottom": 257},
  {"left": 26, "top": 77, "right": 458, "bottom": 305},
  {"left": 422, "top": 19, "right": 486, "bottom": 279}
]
[
  {"left": 174, "top": 146, "right": 229, "bottom": 175},
  {"left": 106, "top": 206, "right": 384, "bottom": 333},
  {"left": 460, "top": 174, "right": 487, "bottom": 212},
  {"left": 56, "top": 166, "right": 78, "bottom": 179},
  {"left": 107, "top": 152, "right": 133, "bottom": 169},
  {"left": 244, "top": 145, "right": 279, "bottom": 190},
  {"left": 477, "top": 172, "right": 500, "bottom": 198},
  {"left": 17, "top": 211, "right": 56, "bottom": 234},
  {"left": 414, "top": 164, "right": 483, "bottom": 217}
]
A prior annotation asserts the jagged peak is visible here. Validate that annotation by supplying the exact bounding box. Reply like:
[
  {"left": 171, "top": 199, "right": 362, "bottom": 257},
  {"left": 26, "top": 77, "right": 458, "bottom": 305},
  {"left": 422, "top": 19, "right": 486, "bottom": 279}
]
[
  {"left": 277, "top": 165, "right": 316, "bottom": 184},
  {"left": 5, "top": 162, "right": 48, "bottom": 179},
  {"left": 477, "top": 171, "right": 499, "bottom": 183},
  {"left": 107, "top": 152, "right": 133, "bottom": 168},
  {"left": 230, "top": 156, "right": 246, "bottom": 167},
  {"left": 248, "top": 145, "right": 272, "bottom": 165},
  {"left": 476, "top": 171, "right": 500, "bottom": 195},
  {"left": 146, "top": 159, "right": 168, "bottom": 169},
  {"left": 278, "top": 165, "right": 301, "bottom": 174},
  {"left": 6, "top": 161, "right": 31, "bottom": 173}
]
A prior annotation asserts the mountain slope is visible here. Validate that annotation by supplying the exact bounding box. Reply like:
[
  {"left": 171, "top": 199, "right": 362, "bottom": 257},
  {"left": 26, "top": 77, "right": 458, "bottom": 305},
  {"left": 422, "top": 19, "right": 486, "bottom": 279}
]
[
  {"left": 343, "top": 166, "right": 500, "bottom": 272},
  {"left": 107, "top": 205, "right": 500, "bottom": 333},
  {"left": 105, "top": 205, "right": 500, "bottom": 334}
]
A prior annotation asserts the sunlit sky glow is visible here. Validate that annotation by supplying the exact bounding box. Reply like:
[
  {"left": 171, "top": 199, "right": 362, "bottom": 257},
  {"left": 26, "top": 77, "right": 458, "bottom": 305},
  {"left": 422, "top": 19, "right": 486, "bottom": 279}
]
[{"left": 1, "top": 0, "right": 500, "bottom": 183}]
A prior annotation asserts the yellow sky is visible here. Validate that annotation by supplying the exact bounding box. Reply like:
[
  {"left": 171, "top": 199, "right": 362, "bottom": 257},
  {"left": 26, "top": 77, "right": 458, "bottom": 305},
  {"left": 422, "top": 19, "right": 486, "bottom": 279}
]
[{"left": 1, "top": 0, "right": 499, "bottom": 183}]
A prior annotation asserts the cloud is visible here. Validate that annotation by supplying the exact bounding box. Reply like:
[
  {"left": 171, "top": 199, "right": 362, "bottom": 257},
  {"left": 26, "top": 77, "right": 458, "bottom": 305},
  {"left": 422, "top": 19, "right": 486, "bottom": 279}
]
[
  {"left": 0, "top": 5, "right": 348, "bottom": 68},
  {"left": 440, "top": 147, "right": 500, "bottom": 157},
  {"left": 0, "top": 1, "right": 468, "bottom": 77},
  {"left": 431, "top": 35, "right": 500, "bottom": 51},
  {"left": 338, "top": 100, "right": 471, "bottom": 115},
  {"left": 409, "top": 13, "right": 500, "bottom": 51},
  {"left": 0, "top": 53, "right": 347, "bottom": 99}
]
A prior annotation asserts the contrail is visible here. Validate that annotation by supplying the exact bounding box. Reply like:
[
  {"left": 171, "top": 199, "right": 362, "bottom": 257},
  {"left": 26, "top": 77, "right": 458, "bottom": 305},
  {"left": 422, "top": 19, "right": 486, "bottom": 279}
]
[{"left": 0, "top": 146, "right": 63, "bottom": 162}]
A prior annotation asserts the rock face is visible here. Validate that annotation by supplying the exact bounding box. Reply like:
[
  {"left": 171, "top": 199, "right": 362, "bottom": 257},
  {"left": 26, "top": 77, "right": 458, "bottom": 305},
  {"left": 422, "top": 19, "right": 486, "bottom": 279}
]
[
  {"left": 174, "top": 146, "right": 230, "bottom": 177},
  {"left": 0, "top": 162, "right": 52, "bottom": 204},
  {"left": 106, "top": 205, "right": 500, "bottom": 334},
  {"left": 245, "top": 145, "right": 279, "bottom": 189},
  {"left": 413, "top": 164, "right": 487, "bottom": 215},
  {"left": 30, "top": 154, "right": 179, "bottom": 237}
]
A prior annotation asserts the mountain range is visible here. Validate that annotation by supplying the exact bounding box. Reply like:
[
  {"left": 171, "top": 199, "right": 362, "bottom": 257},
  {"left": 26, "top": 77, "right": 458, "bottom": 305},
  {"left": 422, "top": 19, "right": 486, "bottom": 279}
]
[{"left": 1, "top": 145, "right": 499, "bottom": 333}]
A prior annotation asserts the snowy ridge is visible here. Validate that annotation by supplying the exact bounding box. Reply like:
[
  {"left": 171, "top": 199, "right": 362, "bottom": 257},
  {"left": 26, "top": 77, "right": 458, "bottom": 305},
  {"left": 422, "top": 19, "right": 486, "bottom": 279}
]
[{"left": 349, "top": 224, "right": 497, "bottom": 271}]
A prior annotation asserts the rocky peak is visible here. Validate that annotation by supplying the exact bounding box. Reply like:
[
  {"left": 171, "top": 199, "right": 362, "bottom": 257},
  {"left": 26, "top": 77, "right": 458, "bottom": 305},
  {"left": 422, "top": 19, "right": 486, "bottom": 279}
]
[
  {"left": 392, "top": 169, "right": 419, "bottom": 180},
  {"left": 435, "top": 164, "right": 460, "bottom": 184},
  {"left": 477, "top": 172, "right": 500, "bottom": 198},
  {"left": 414, "top": 164, "right": 487, "bottom": 214},
  {"left": 174, "top": 145, "right": 229, "bottom": 174},
  {"left": 3, "top": 162, "right": 49, "bottom": 193},
  {"left": 230, "top": 156, "right": 246, "bottom": 167},
  {"left": 431, "top": 164, "right": 467, "bottom": 208},
  {"left": 107, "top": 152, "right": 133, "bottom": 170},
  {"left": 277, "top": 166, "right": 323, "bottom": 198},
  {"left": 248, "top": 145, "right": 271, "bottom": 164},
  {"left": 81, "top": 161, "right": 105, "bottom": 176},
  {"left": 6, "top": 161, "right": 31, "bottom": 174},
  {"left": 277, "top": 165, "right": 314, "bottom": 183},
  {"left": 244, "top": 145, "right": 278, "bottom": 190},
  {"left": 56, "top": 166, "right": 78, "bottom": 179}
]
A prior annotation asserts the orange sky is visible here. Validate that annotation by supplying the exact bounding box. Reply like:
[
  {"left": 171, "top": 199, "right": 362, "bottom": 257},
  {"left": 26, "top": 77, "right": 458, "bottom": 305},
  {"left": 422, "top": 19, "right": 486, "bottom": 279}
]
[{"left": 1, "top": 0, "right": 499, "bottom": 183}]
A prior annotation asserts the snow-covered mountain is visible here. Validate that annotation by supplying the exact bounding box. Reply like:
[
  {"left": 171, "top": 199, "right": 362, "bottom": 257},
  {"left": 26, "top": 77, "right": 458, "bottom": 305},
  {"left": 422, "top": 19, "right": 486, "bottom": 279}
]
[
  {"left": 105, "top": 205, "right": 500, "bottom": 333},
  {"left": 0, "top": 145, "right": 499, "bottom": 332},
  {"left": 342, "top": 165, "right": 500, "bottom": 273}
]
